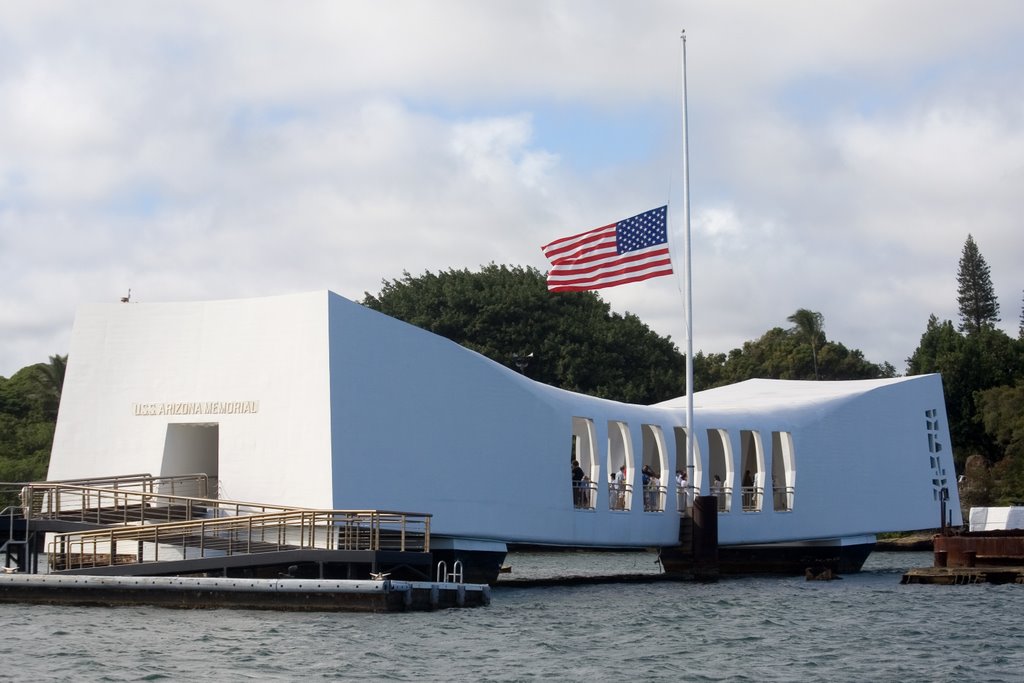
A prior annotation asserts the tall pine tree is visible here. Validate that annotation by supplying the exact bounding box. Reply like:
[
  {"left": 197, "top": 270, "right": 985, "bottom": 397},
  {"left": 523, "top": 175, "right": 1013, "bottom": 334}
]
[{"left": 956, "top": 234, "right": 1000, "bottom": 334}]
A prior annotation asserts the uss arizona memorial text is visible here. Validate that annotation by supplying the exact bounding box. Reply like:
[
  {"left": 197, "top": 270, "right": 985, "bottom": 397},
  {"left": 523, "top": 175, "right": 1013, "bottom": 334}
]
[{"left": 133, "top": 401, "right": 260, "bottom": 417}]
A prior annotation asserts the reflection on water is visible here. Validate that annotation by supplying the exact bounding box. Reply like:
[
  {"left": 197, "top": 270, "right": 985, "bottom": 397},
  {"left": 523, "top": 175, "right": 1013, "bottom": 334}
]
[
  {"left": 1, "top": 551, "right": 1022, "bottom": 682},
  {"left": 498, "top": 549, "right": 664, "bottom": 580}
]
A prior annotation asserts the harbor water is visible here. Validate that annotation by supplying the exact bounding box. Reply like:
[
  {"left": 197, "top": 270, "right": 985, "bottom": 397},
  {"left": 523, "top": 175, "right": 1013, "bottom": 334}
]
[{"left": 2, "top": 550, "right": 1022, "bottom": 681}]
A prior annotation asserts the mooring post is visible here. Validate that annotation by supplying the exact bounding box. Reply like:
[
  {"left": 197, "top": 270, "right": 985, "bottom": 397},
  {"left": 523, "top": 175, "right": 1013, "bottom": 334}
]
[{"left": 692, "top": 495, "right": 719, "bottom": 581}]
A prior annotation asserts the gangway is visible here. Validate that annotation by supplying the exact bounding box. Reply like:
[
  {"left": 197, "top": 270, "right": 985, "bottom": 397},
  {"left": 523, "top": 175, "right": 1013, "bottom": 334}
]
[
  {"left": 6, "top": 475, "right": 435, "bottom": 581},
  {"left": 0, "top": 505, "right": 37, "bottom": 574},
  {"left": 48, "top": 508, "right": 432, "bottom": 580},
  {"left": 4, "top": 474, "right": 249, "bottom": 572},
  {"left": 20, "top": 478, "right": 301, "bottom": 532},
  {"left": 48, "top": 472, "right": 210, "bottom": 496}
]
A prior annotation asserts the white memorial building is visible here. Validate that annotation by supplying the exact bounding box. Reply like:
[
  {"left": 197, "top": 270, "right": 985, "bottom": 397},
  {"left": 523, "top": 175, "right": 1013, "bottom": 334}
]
[{"left": 47, "top": 290, "right": 960, "bottom": 577}]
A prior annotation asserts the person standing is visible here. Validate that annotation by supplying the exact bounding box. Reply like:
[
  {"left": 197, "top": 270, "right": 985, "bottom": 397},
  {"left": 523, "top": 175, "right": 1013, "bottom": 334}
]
[
  {"left": 614, "top": 465, "right": 627, "bottom": 510},
  {"left": 676, "top": 470, "right": 688, "bottom": 510},
  {"left": 712, "top": 474, "right": 724, "bottom": 511},
  {"left": 641, "top": 465, "right": 652, "bottom": 510},
  {"left": 572, "top": 460, "right": 585, "bottom": 508},
  {"left": 742, "top": 469, "right": 754, "bottom": 509}
]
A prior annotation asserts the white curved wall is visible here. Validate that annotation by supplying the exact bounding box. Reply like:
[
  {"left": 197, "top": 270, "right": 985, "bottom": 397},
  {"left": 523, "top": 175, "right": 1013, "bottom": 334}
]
[{"left": 48, "top": 291, "right": 960, "bottom": 550}]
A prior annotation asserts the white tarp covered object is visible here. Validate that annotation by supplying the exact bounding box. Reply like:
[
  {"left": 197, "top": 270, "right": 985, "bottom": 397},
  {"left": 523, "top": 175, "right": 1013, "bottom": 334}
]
[{"left": 969, "top": 506, "right": 1024, "bottom": 532}]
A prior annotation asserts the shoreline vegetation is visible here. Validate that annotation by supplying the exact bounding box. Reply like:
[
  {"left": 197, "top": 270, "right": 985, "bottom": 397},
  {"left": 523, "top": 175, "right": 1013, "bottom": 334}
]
[{"left": 875, "top": 530, "right": 938, "bottom": 551}]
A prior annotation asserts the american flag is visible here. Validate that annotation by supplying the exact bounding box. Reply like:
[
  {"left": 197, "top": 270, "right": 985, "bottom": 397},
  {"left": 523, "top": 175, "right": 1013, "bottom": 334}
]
[{"left": 541, "top": 205, "right": 673, "bottom": 292}]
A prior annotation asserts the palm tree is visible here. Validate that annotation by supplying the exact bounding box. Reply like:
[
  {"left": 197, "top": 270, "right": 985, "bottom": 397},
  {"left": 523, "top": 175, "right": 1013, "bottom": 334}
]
[{"left": 787, "top": 309, "right": 824, "bottom": 380}]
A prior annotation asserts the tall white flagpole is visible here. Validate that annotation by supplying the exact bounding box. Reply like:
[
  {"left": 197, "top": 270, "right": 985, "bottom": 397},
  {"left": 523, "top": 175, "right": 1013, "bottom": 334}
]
[{"left": 680, "top": 30, "right": 696, "bottom": 494}]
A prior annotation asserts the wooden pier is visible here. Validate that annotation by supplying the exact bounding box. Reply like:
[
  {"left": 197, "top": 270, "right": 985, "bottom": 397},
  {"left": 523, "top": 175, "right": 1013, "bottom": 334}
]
[
  {"left": 901, "top": 566, "right": 1024, "bottom": 585},
  {"left": 901, "top": 529, "right": 1024, "bottom": 585}
]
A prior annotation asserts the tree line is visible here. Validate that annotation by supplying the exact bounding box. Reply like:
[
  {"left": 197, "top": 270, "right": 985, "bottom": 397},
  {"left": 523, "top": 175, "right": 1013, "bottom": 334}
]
[
  {"left": 362, "top": 265, "right": 895, "bottom": 400},
  {"left": 0, "top": 354, "right": 65, "bottom": 487},
  {"left": 2, "top": 237, "right": 1021, "bottom": 503},
  {"left": 906, "top": 235, "right": 1024, "bottom": 505}
]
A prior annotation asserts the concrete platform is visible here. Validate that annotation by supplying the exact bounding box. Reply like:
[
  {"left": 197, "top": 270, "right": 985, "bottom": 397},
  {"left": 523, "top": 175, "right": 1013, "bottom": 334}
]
[{"left": 0, "top": 573, "right": 490, "bottom": 611}]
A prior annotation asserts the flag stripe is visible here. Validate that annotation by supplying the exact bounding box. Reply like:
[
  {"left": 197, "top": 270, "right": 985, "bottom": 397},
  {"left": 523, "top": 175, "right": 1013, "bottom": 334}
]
[
  {"left": 547, "top": 253, "right": 673, "bottom": 291},
  {"left": 547, "top": 244, "right": 671, "bottom": 279},
  {"left": 542, "top": 224, "right": 616, "bottom": 262},
  {"left": 540, "top": 206, "right": 672, "bottom": 292}
]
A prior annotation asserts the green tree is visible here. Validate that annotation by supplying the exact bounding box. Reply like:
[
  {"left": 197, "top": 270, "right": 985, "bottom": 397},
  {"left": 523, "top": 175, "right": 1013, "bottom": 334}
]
[
  {"left": 906, "top": 315, "right": 962, "bottom": 376},
  {"left": 693, "top": 325, "right": 894, "bottom": 388},
  {"left": 1019, "top": 289, "right": 1023, "bottom": 340},
  {"left": 693, "top": 351, "right": 729, "bottom": 390},
  {"left": 0, "top": 366, "right": 55, "bottom": 495},
  {"left": 908, "top": 317, "right": 1020, "bottom": 464},
  {"left": 786, "top": 308, "right": 824, "bottom": 380},
  {"left": 960, "top": 454, "right": 995, "bottom": 508},
  {"left": 362, "top": 264, "right": 685, "bottom": 404},
  {"left": 956, "top": 234, "right": 1000, "bottom": 334},
  {"left": 976, "top": 384, "right": 1024, "bottom": 504},
  {"left": 30, "top": 354, "right": 67, "bottom": 419}
]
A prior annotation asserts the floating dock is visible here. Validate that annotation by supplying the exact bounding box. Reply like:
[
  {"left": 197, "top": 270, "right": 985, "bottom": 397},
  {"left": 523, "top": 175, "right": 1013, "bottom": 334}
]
[
  {"left": 0, "top": 574, "right": 490, "bottom": 612},
  {"left": 0, "top": 476, "right": 491, "bottom": 611}
]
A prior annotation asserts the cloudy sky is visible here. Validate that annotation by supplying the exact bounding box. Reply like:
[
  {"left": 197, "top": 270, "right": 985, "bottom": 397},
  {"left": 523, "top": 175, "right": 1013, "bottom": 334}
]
[{"left": 2, "top": 1, "right": 1023, "bottom": 378}]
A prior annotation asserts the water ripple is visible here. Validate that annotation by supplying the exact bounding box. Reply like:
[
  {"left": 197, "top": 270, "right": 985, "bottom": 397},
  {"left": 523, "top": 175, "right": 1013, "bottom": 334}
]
[{"left": 2, "top": 552, "right": 1023, "bottom": 681}]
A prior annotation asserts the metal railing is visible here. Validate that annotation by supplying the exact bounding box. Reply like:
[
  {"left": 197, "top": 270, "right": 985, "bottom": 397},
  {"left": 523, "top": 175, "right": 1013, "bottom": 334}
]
[
  {"left": 0, "top": 504, "right": 27, "bottom": 571},
  {"left": 44, "top": 473, "right": 210, "bottom": 498},
  {"left": 573, "top": 481, "right": 598, "bottom": 510},
  {"left": 48, "top": 509, "right": 431, "bottom": 571},
  {"left": 773, "top": 486, "right": 795, "bottom": 512},
  {"left": 0, "top": 484, "right": 27, "bottom": 512},
  {"left": 741, "top": 485, "right": 764, "bottom": 512},
  {"left": 643, "top": 484, "right": 667, "bottom": 512},
  {"left": 608, "top": 482, "right": 633, "bottom": 511},
  {"left": 20, "top": 482, "right": 296, "bottom": 527},
  {"left": 675, "top": 485, "right": 696, "bottom": 515},
  {"left": 711, "top": 486, "right": 733, "bottom": 513}
]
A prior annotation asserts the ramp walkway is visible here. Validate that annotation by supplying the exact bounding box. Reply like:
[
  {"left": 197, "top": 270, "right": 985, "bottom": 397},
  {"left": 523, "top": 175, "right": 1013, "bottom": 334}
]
[
  {"left": 48, "top": 507, "right": 431, "bottom": 579},
  {"left": 0, "top": 474, "right": 207, "bottom": 573},
  {"left": 20, "top": 473, "right": 295, "bottom": 532},
  {"left": 5, "top": 474, "right": 433, "bottom": 581}
]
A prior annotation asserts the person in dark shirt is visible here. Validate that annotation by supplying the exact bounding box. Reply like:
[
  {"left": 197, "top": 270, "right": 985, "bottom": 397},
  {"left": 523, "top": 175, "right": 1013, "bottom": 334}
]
[{"left": 572, "top": 460, "right": 585, "bottom": 507}]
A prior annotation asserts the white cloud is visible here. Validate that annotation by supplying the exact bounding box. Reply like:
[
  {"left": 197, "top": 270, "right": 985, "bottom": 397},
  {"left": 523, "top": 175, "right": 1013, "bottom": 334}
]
[{"left": 2, "top": 0, "right": 1024, "bottom": 378}]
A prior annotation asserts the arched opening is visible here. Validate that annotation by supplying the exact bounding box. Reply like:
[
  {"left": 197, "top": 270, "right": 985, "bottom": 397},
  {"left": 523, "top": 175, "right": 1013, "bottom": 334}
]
[
  {"left": 606, "top": 421, "right": 634, "bottom": 511},
  {"left": 739, "top": 430, "right": 765, "bottom": 512},
  {"left": 673, "top": 427, "right": 702, "bottom": 513},
  {"left": 571, "top": 417, "right": 598, "bottom": 510},
  {"left": 771, "top": 431, "right": 796, "bottom": 511},
  {"left": 707, "top": 429, "right": 733, "bottom": 513},
  {"left": 640, "top": 424, "right": 667, "bottom": 512}
]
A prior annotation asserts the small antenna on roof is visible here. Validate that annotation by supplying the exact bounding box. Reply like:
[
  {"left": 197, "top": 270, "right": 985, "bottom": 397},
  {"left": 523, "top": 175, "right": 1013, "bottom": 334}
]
[{"left": 120, "top": 288, "right": 131, "bottom": 303}]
